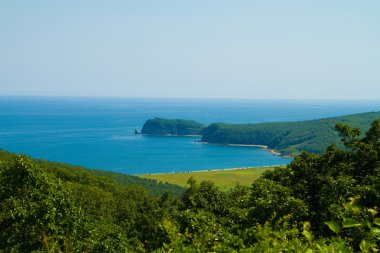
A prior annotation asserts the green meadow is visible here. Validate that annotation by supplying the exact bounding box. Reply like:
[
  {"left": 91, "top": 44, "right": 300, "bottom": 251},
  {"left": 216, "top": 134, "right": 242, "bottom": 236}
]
[{"left": 139, "top": 166, "right": 280, "bottom": 191}]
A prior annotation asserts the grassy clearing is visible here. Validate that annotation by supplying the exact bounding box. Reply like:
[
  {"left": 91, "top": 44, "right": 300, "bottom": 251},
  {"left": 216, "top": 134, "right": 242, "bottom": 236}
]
[{"left": 139, "top": 166, "right": 282, "bottom": 191}]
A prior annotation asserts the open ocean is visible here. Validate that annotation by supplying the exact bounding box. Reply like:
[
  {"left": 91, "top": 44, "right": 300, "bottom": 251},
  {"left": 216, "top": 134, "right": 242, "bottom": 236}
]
[{"left": 1, "top": 97, "right": 380, "bottom": 174}]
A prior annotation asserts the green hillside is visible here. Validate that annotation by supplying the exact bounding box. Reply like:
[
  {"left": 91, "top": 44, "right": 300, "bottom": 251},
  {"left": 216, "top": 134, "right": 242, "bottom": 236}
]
[
  {"left": 0, "top": 150, "right": 184, "bottom": 197},
  {"left": 141, "top": 118, "right": 205, "bottom": 135},
  {"left": 201, "top": 111, "right": 380, "bottom": 155}
]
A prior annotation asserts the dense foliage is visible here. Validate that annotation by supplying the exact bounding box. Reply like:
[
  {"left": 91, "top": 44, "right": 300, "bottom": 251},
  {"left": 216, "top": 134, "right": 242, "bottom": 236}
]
[
  {"left": 202, "top": 111, "right": 380, "bottom": 155},
  {"left": 141, "top": 118, "right": 205, "bottom": 136},
  {"left": 1, "top": 119, "right": 380, "bottom": 252},
  {"left": 0, "top": 151, "right": 183, "bottom": 252}
]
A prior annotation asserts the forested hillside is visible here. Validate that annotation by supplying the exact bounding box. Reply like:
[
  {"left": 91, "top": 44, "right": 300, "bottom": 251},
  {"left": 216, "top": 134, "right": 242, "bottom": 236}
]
[
  {"left": 0, "top": 150, "right": 184, "bottom": 252},
  {"left": 0, "top": 150, "right": 184, "bottom": 197},
  {"left": 1, "top": 120, "right": 380, "bottom": 252},
  {"left": 202, "top": 111, "right": 380, "bottom": 155}
]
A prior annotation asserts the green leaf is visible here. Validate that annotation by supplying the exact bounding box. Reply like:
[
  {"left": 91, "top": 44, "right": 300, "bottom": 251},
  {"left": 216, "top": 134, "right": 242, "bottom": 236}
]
[
  {"left": 364, "top": 220, "right": 372, "bottom": 229},
  {"left": 371, "top": 227, "right": 380, "bottom": 236},
  {"left": 368, "top": 208, "right": 378, "bottom": 216},
  {"left": 374, "top": 218, "right": 380, "bottom": 227},
  {"left": 342, "top": 218, "right": 362, "bottom": 228},
  {"left": 302, "top": 230, "right": 313, "bottom": 243},
  {"left": 359, "top": 239, "right": 369, "bottom": 252},
  {"left": 324, "top": 221, "right": 341, "bottom": 234}
]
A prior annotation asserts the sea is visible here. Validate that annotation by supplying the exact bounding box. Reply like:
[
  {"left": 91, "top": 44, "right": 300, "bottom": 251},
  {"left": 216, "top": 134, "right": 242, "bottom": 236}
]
[{"left": 1, "top": 97, "right": 380, "bottom": 174}]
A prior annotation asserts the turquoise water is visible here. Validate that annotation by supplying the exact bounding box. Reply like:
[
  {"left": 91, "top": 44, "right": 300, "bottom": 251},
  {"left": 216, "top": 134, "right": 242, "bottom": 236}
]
[{"left": 1, "top": 97, "right": 380, "bottom": 174}]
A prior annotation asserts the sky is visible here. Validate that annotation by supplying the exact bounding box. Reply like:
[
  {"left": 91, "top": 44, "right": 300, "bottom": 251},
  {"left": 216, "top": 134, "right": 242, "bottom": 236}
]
[{"left": 0, "top": 1, "right": 379, "bottom": 99}]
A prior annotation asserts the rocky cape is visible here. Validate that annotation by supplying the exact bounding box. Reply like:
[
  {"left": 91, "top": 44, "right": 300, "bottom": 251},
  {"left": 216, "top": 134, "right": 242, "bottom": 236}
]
[{"left": 141, "top": 111, "right": 380, "bottom": 156}]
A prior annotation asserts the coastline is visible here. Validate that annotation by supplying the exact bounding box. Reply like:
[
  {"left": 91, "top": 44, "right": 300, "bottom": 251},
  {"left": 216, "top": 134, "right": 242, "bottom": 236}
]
[
  {"left": 140, "top": 134, "right": 290, "bottom": 158},
  {"left": 140, "top": 134, "right": 202, "bottom": 137},
  {"left": 139, "top": 164, "right": 286, "bottom": 176},
  {"left": 199, "top": 141, "right": 284, "bottom": 157}
]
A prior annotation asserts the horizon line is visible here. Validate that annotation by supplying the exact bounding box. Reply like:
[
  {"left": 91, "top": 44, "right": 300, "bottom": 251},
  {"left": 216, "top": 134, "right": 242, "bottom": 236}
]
[{"left": 1, "top": 95, "right": 380, "bottom": 102}]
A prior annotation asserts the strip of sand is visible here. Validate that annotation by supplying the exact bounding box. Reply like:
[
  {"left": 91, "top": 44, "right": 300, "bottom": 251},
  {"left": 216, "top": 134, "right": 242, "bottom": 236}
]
[
  {"left": 199, "top": 141, "right": 284, "bottom": 157},
  {"left": 140, "top": 164, "right": 286, "bottom": 176}
]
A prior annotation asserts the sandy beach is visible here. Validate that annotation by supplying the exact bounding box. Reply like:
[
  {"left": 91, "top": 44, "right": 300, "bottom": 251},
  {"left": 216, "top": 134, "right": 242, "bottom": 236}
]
[{"left": 199, "top": 141, "right": 284, "bottom": 157}]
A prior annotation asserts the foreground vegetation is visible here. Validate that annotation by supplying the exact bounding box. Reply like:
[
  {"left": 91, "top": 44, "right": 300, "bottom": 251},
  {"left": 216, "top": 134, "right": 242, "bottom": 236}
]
[
  {"left": 1, "top": 120, "right": 380, "bottom": 252},
  {"left": 140, "top": 167, "right": 273, "bottom": 191}
]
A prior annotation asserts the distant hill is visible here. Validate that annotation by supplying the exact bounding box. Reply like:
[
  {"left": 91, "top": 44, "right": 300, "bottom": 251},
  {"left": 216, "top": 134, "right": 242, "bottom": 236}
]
[
  {"left": 141, "top": 118, "right": 205, "bottom": 136},
  {"left": 201, "top": 111, "right": 380, "bottom": 155},
  {"left": 142, "top": 111, "right": 380, "bottom": 155}
]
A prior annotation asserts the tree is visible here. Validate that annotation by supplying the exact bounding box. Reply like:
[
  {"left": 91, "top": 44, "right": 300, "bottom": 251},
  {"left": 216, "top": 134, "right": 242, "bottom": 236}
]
[{"left": 0, "top": 155, "right": 84, "bottom": 252}]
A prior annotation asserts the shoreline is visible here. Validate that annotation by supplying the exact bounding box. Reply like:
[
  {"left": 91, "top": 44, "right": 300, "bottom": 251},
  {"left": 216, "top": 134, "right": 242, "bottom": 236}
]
[
  {"left": 139, "top": 134, "right": 202, "bottom": 137},
  {"left": 139, "top": 164, "right": 287, "bottom": 176},
  {"left": 199, "top": 141, "right": 284, "bottom": 157},
  {"left": 140, "top": 135, "right": 288, "bottom": 157}
]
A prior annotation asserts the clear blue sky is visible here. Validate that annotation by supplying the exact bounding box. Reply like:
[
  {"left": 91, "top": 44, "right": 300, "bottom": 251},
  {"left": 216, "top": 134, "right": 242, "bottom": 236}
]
[{"left": 0, "top": 1, "right": 379, "bottom": 99}]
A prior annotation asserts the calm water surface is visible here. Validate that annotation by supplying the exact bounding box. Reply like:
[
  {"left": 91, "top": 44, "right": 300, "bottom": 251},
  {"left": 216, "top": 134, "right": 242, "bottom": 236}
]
[{"left": 1, "top": 97, "right": 379, "bottom": 174}]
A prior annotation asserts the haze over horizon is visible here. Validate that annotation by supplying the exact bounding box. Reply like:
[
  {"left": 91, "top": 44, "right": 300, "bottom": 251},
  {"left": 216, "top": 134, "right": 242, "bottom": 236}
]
[{"left": 1, "top": 1, "right": 379, "bottom": 100}]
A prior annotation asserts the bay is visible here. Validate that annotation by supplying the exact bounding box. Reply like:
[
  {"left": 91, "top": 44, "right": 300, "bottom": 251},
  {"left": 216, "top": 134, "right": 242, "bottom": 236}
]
[{"left": 1, "top": 97, "right": 379, "bottom": 174}]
